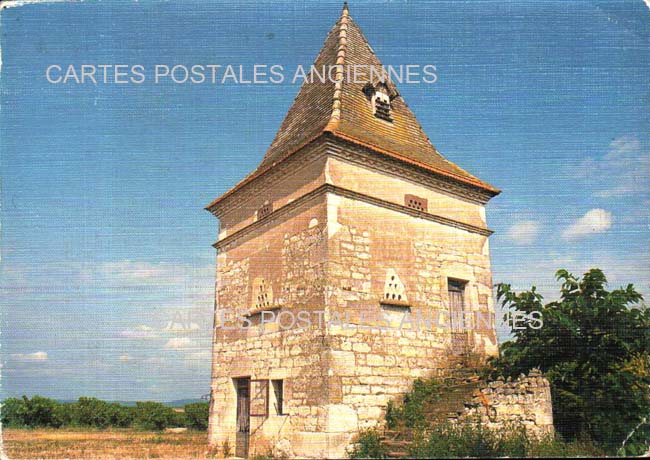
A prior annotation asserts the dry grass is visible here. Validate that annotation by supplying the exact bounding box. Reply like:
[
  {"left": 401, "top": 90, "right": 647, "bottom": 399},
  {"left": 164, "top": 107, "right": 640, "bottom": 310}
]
[{"left": 2, "top": 428, "right": 217, "bottom": 459}]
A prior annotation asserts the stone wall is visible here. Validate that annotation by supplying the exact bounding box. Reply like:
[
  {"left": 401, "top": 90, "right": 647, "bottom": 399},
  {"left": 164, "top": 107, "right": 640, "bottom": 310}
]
[
  {"left": 328, "top": 326, "right": 449, "bottom": 430},
  {"left": 323, "top": 194, "right": 501, "bottom": 436},
  {"left": 328, "top": 194, "right": 498, "bottom": 357},
  {"left": 459, "top": 369, "right": 554, "bottom": 437},
  {"left": 208, "top": 326, "right": 333, "bottom": 457},
  {"left": 209, "top": 199, "right": 336, "bottom": 458}
]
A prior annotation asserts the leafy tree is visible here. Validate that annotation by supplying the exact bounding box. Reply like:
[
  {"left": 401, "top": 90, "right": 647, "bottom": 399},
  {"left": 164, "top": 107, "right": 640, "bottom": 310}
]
[
  {"left": 132, "top": 401, "right": 179, "bottom": 430},
  {"left": 183, "top": 402, "right": 209, "bottom": 430},
  {"left": 69, "top": 397, "right": 133, "bottom": 428},
  {"left": 5, "top": 395, "right": 66, "bottom": 428},
  {"left": 488, "top": 269, "right": 650, "bottom": 451},
  {"left": 1, "top": 397, "right": 28, "bottom": 427}
]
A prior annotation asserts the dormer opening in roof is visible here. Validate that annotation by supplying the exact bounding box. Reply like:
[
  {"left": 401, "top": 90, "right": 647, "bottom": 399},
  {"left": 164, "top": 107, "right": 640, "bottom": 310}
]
[{"left": 363, "top": 81, "right": 394, "bottom": 122}]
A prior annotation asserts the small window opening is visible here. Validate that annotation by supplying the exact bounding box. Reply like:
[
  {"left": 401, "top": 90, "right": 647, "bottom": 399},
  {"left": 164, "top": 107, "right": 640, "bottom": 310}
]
[
  {"left": 373, "top": 91, "right": 392, "bottom": 121},
  {"left": 448, "top": 278, "right": 466, "bottom": 293},
  {"left": 374, "top": 98, "right": 392, "bottom": 121}
]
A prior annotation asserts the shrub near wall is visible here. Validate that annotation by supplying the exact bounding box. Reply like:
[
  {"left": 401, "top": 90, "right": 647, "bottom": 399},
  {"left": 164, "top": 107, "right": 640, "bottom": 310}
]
[
  {"left": 408, "top": 422, "right": 607, "bottom": 458},
  {"left": 489, "top": 269, "right": 650, "bottom": 452},
  {"left": 349, "top": 424, "right": 607, "bottom": 459}
]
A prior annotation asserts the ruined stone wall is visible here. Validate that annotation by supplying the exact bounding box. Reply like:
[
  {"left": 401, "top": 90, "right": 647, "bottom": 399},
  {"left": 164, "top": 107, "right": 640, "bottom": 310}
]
[{"left": 459, "top": 370, "right": 555, "bottom": 437}]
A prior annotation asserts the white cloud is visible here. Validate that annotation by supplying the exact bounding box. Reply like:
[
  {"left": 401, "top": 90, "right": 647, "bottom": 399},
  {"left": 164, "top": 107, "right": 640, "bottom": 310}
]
[
  {"left": 81, "top": 261, "right": 183, "bottom": 285},
  {"left": 578, "top": 135, "right": 650, "bottom": 198},
  {"left": 184, "top": 350, "right": 211, "bottom": 361},
  {"left": 162, "top": 320, "right": 201, "bottom": 332},
  {"left": 11, "top": 351, "right": 48, "bottom": 362},
  {"left": 506, "top": 221, "right": 540, "bottom": 245},
  {"left": 608, "top": 135, "right": 640, "bottom": 156},
  {"left": 562, "top": 209, "right": 612, "bottom": 241},
  {"left": 120, "top": 325, "right": 157, "bottom": 338},
  {"left": 76, "top": 261, "right": 214, "bottom": 302},
  {"left": 164, "top": 337, "right": 196, "bottom": 349}
]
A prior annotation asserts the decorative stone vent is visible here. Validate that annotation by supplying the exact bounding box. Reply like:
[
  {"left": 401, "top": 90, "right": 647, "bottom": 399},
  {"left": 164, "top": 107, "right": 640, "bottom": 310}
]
[
  {"left": 381, "top": 269, "right": 409, "bottom": 306},
  {"left": 251, "top": 277, "right": 274, "bottom": 314},
  {"left": 257, "top": 202, "right": 273, "bottom": 220},
  {"left": 405, "top": 194, "right": 427, "bottom": 212}
]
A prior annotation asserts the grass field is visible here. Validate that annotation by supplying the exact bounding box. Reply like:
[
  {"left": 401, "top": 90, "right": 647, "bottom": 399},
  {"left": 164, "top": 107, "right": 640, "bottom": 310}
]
[{"left": 2, "top": 428, "right": 217, "bottom": 459}]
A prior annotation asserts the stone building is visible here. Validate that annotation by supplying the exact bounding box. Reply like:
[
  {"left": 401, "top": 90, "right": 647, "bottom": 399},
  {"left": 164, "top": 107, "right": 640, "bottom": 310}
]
[{"left": 206, "top": 4, "right": 515, "bottom": 458}]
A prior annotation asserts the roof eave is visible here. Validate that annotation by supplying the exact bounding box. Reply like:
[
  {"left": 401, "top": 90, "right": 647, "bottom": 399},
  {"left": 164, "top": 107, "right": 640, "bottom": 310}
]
[
  {"left": 329, "top": 130, "right": 501, "bottom": 197},
  {"left": 204, "top": 132, "right": 326, "bottom": 214},
  {"left": 206, "top": 130, "right": 500, "bottom": 216}
]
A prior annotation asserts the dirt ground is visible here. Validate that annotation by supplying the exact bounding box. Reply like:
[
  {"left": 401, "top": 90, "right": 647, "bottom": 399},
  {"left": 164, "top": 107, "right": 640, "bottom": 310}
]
[{"left": 2, "top": 428, "right": 218, "bottom": 459}]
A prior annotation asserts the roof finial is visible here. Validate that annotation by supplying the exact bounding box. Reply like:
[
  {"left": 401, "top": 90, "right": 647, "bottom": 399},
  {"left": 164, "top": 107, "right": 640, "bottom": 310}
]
[{"left": 342, "top": 1, "right": 349, "bottom": 17}]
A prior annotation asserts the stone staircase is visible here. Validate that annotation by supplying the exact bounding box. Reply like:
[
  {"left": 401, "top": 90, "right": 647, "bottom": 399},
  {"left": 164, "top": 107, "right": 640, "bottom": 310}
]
[
  {"left": 380, "top": 365, "right": 486, "bottom": 458},
  {"left": 380, "top": 429, "right": 412, "bottom": 458}
]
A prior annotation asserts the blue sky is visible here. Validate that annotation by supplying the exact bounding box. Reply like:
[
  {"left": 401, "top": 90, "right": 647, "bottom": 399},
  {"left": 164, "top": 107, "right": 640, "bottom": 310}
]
[{"left": 1, "top": 0, "right": 648, "bottom": 401}]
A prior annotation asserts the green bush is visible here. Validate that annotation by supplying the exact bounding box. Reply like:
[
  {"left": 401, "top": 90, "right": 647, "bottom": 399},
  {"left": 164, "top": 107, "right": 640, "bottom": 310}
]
[
  {"left": 3, "top": 396, "right": 66, "bottom": 428},
  {"left": 183, "top": 402, "right": 209, "bottom": 430},
  {"left": 1, "top": 396, "right": 209, "bottom": 431},
  {"left": 2, "top": 397, "right": 27, "bottom": 427},
  {"left": 529, "top": 435, "right": 608, "bottom": 457},
  {"left": 488, "top": 269, "right": 650, "bottom": 452},
  {"left": 348, "top": 429, "right": 388, "bottom": 459},
  {"left": 408, "top": 422, "right": 606, "bottom": 458},
  {"left": 385, "top": 378, "right": 440, "bottom": 430},
  {"left": 132, "top": 401, "right": 179, "bottom": 430},
  {"left": 68, "top": 397, "right": 134, "bottom": 428},
  {"left": 617, "top": 417, "right": 650, "bottom": 457}
]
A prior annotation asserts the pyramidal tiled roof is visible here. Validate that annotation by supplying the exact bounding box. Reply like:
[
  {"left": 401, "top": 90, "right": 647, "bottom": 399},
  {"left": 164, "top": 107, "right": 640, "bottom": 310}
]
[{"left": 208, "top": 3, "right": 498, "bottom": 209}]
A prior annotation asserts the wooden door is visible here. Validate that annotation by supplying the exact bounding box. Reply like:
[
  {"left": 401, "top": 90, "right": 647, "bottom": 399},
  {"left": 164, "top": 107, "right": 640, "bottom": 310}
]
[
  {"left": 235, "top": 378, "right": 250, "bottom": 458},
  {"left": 448, "top": 281, "right": 467, "bottom": 355}
]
